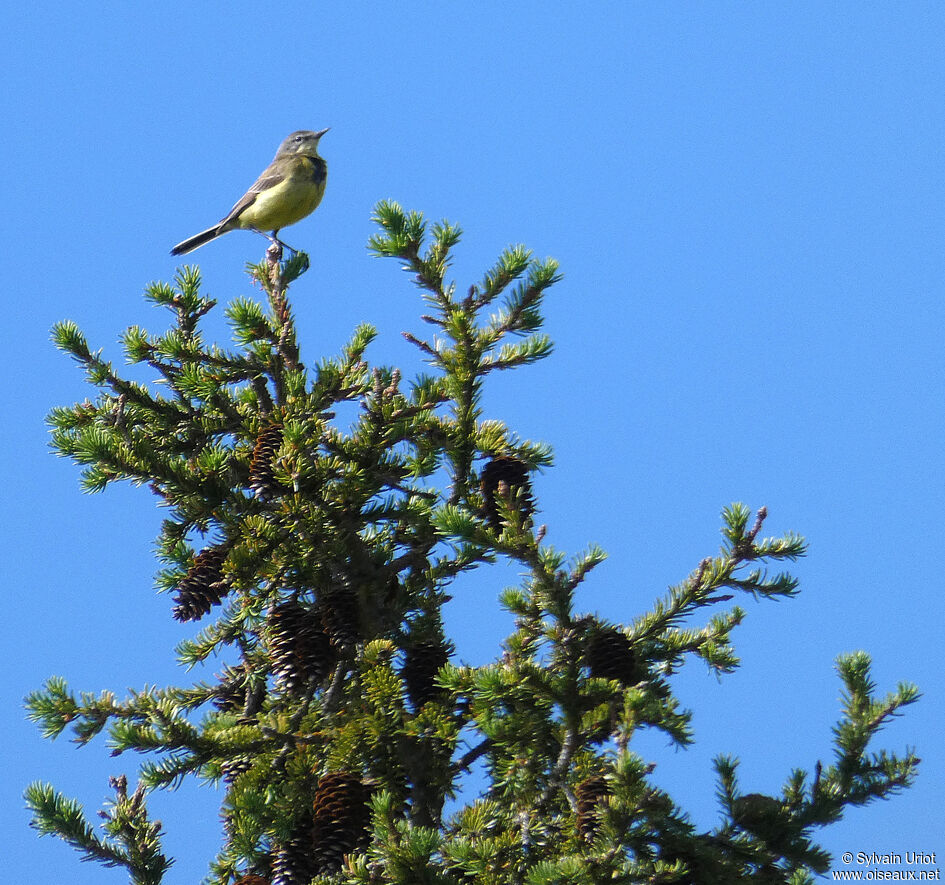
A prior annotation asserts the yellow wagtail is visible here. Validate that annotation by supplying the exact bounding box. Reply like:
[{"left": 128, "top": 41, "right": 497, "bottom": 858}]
[{"left": 171, "top": 129, "right": 329, "bottom": 256}]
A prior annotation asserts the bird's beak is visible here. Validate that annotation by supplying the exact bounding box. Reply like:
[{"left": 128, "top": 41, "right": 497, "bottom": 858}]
[{"left": 314, "top": 127, "right": 330, "bottom": 139}]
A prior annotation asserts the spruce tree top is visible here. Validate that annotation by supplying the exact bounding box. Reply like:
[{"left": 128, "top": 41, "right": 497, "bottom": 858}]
[{"left": 27, "top": 203, "right": 919, "bottom": 885}]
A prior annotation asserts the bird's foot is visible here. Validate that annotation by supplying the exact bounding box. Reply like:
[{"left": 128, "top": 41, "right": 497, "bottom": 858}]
[
  {"left": 269, "top": 233, "right": 299, "bottom": 255},
  {"left": 261, "top": 232, "right": 308, "bottom": 275}
]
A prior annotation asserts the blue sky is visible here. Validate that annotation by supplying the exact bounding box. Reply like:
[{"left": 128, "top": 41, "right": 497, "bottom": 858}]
[{"left": 4, "top": 3, "right": 943, "bottom": 881}]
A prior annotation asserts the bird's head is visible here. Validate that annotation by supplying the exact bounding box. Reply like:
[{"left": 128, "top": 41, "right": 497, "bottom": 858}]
[{"left": 276, "top": 128, "right": 330, "bottom": 158}]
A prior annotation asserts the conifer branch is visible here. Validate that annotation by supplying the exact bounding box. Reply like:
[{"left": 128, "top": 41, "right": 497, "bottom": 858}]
[{"left": 26, "top": 776, "right": 172, "bottom": 885}]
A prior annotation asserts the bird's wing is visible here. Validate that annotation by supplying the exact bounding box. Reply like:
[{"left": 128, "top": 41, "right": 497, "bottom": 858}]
[{"left": 218, "top": 167, "right": 287, "bottom": 227}]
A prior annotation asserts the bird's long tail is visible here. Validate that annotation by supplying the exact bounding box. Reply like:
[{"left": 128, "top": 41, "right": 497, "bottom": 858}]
[{"left": 170, "top": 225, "right": 224, "bottom": 256}]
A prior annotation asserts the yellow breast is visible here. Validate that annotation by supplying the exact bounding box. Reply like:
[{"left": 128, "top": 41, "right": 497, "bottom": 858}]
[{"left": 239, "top": 157, "right": 327, "bottom": 232}]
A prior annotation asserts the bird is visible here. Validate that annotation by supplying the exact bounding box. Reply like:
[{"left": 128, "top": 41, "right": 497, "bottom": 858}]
[{"left": 170, "top": 128, "right": 329, "bottom": 256}]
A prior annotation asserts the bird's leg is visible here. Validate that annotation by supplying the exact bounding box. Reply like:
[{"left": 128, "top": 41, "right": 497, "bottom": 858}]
[
  {"left": 269, "top": 229, "right": 299, "bottom": 256},
  {"left": 255, "top": 229, "right": 308, "bottom": 273},
  {"left": 249, "top": 228, "right": 290, "bottom": 258}
]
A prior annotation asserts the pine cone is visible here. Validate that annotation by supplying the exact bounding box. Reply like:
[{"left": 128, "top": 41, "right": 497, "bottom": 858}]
[
  {"left": 213, "top": 664, "right": 248, "bottom": 712},
  {"left": 576, "top": 775, "right": 610, "bottom": 840},
  {"left": 267, "top": 599, "right": 337, "bottom": 693},
  {"left": 311, "top": 772, "right": 371, "bottom": 873},
  {"left": 271, "top": 819, "right": 318, "bottom": 885},
  {"left": 732, "top": 793, "right": 788, "bottom": 847},
  {"left": 318, "top": 581, "right": 361, "bottom": 651},
  {"left": 172, "top": 543, "right": 232, "bottom": 622},
  {"left": 234, "top": 875, "right": 269, "bottom": 885},
  {"left": 585, "top": 627, "right": 646, "bottom": 685},
  {"left": 249, "top": 424, "right": 284, "bottom": 500},
  {"left": 480, "top": 455, "right": 534, "bottom": 530},
  {"left": 401, "top": 638, "right": 450, "bottom": 710},
  {"left": 221, "top": 758, "right": 253, "bottom": 783}
]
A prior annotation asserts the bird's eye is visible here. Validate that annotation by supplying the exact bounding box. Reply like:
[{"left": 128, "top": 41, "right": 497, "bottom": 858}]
[{"left": 294, "top": 135, "right": 304, "bottom": 142}]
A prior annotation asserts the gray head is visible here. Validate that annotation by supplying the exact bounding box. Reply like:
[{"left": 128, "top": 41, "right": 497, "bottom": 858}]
[{"left": 275, "top": 128, "right": 330, "bottom": 159}]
